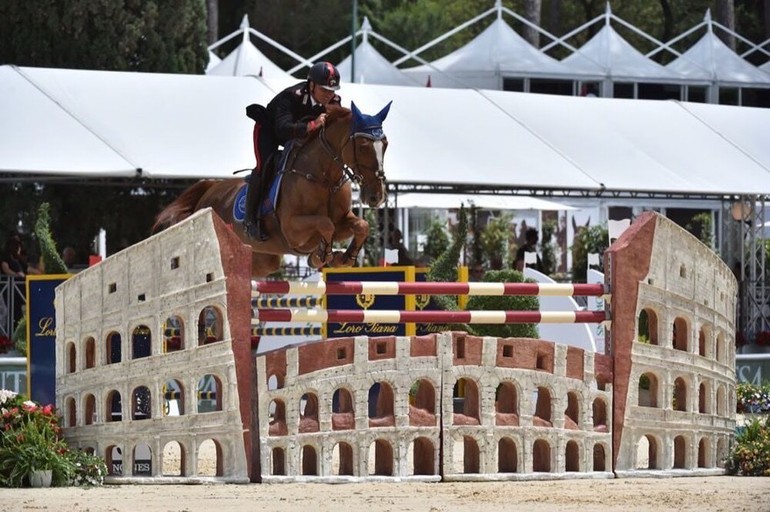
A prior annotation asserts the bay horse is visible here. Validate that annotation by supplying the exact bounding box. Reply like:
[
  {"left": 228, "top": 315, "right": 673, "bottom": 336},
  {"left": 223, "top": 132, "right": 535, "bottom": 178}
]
[{"left": 153, "top": 101, "right": 391, "bottom": 277}]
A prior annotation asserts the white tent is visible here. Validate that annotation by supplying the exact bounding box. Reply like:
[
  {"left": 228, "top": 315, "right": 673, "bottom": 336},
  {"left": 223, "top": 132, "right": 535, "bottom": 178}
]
[
  {"left": 400, "top": 8, "right": 585, "bottom": 89},
  {"left": 206, "top": 15, "right": 296, "bottom": 82},
  {"left": 390, "top": 193, "right": 574, "bottom": 211},
  {"left": 336, "top": 18, "right": 421, "bottom": 86},
  {"left": 666, "top": 12, "right": 770, "bottom": 88},
  {"left": 479, "top": 89, "right": 770, "bottom": 196},
  {"left": 205, "top": 51, "right": 222, "bottom": 73},
  {"left": 0, "top": 66, "right": 281, "bottom": 179},
  {"left": 558, "top": 8, "right": 685, "bottom": 88},
  {"left": 3, "top": 65, "right": 770, "bottom": 198}
]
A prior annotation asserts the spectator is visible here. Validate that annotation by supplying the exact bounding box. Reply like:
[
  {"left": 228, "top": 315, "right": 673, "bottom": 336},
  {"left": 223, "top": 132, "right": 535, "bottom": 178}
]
[
  {"left": 387, "top": 228, "right": 414, "bottom": 266},
  {"left": 513, "top": 227, "right": 543, "bottom": 272},
  {"left": 1, "top": 233, "right": 38, "bottom": 278},
  {"left": 1, "top": 233, "right": 39, "bottom": 328}
]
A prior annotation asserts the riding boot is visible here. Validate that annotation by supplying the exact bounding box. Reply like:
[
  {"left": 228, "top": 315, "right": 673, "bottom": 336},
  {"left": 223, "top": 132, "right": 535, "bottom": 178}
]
[
  {"left": 253, "top": 171, "right": 271, "bottom": 242},
  {"left": 244, "top": 171, "right": 267, "bottom": 241}
]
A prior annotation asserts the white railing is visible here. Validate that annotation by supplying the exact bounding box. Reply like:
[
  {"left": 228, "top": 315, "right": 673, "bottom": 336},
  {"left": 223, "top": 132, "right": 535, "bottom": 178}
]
[
  {"left": 0, "top": 356, "right": 26, "bottom": 394},
  {"left": 0, "top": 276, "right": 26, "bottom": 338}
]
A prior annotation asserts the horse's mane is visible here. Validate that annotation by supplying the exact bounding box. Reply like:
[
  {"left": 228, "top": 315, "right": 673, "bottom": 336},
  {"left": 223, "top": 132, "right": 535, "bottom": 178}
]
[{"left": 327, "top": 103, "right": 351, "bottom": 122}]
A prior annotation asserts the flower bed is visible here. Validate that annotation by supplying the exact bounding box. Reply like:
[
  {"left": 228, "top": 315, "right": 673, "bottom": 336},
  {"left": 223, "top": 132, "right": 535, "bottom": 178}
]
[
  {"left": 729, "top": 382, "right": 770, "bottom": 476},
  {"left": 737, "top": 382, "right": 770, "bottom": 414},
  {"left": 0, "top": 389, "right": 106, "bottom": 487}
]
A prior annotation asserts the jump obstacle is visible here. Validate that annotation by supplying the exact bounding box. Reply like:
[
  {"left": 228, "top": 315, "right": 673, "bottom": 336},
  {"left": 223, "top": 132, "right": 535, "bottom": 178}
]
[
  {"left": 54, "top": 209, "right": 738, "bottom": 483},
  {"left": 252, "top": 280, "right": 608, "bottom": 326},
  {"left": 252, "top": 280, "right": 607, "bottom": 297}
]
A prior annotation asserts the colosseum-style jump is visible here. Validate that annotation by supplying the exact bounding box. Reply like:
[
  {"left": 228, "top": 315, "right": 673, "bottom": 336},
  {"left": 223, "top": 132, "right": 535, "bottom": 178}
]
[{"left": 54, "top": 208, "right": 736, "bottom": 483}]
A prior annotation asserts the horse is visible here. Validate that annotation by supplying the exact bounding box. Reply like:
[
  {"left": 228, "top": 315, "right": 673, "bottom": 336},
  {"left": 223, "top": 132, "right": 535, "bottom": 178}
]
[{"left": 153, "top": 101, "right": 391, "bottom": 277}]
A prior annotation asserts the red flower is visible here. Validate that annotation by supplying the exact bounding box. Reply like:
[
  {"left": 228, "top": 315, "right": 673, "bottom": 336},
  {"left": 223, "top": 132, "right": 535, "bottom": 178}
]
[
  {"left": 42, "top": 404, "right": 53, "bottom": 415},
  {"left": 755, "top": 331, "right": 770, "bottom": 346},
  {"left": 0, "top": 335, "right": 12, "bottom": 353}
]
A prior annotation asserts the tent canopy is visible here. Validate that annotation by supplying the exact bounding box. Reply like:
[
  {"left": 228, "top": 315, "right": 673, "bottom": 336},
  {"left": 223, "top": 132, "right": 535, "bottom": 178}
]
[
  {"left": 3, "top": 64, "right": 770, "bottom": 199},
  {"left": 391, "top": 193, "right": 575, "bottom": 210},
  {"left": 666, "top": 13, "right": 770, "bottom": 86},
  {"left": 403, "top": 17, "right": 584, "bottom": 89},
  {"left": 336, "top": 18, "right": 421, "bottom": 86},
  {"left": 561, "top": 24, "right": 684, "bottom": 83}
]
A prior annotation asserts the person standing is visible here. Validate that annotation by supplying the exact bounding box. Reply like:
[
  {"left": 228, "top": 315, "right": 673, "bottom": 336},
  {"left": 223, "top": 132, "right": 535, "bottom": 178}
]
[{"left": 514, "top": 227, "right": 543, "bottom": 272}]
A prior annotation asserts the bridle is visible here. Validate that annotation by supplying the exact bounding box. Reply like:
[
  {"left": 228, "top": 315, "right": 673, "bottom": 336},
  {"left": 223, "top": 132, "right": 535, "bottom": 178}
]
[{"left": 318, "top": 125, "right": 387, "bottom": 191}]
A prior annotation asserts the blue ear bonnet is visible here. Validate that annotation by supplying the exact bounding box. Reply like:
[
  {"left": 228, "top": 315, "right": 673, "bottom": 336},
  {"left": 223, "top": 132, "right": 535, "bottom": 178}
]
[{"left": 351, "top": 101, "right": 392, "bottom": 140}]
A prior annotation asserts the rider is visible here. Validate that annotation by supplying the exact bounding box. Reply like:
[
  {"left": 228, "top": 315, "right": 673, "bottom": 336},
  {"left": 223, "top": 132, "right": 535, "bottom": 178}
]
[{"left": 245, "top": 61, "right": 343, "bottom": 241}]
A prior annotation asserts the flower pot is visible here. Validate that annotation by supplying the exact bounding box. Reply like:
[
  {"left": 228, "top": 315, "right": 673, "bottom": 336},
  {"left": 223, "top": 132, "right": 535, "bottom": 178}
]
[{"left": 29, "top": 469, "right": 52, "bottom": 488}]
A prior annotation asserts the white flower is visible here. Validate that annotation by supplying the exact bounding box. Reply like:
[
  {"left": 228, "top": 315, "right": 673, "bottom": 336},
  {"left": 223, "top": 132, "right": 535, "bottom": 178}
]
[{"left": 0, "top": 389, "right": 18, "bottom": 405}]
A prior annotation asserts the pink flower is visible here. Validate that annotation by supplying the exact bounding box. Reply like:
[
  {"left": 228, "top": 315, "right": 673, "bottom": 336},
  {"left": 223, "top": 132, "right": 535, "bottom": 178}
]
[{"left": 42, "top": 404, "right": 53, "bottom": 415}]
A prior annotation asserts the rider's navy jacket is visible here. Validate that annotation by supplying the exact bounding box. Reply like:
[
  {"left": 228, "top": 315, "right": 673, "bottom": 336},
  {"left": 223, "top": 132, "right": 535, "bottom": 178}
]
[{"left": 266, "top": 81, "right": 342, "bottom": 144}]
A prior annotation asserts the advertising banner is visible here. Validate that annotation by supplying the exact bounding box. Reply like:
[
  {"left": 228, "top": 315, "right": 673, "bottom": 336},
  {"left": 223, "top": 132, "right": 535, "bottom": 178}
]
[
  {"left": 26, "top": 275, "right": 68, "bottom": 406},
  {"left": 323, "top": 267, "right": 415, "bottom": 338}
]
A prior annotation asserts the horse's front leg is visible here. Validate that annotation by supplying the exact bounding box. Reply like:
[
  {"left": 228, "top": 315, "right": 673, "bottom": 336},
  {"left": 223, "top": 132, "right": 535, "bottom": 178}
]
[
  {"left": 283, "top": 214, "right": 335, "bottom": 268},
  {"left": 329, "top": 212, "right": 369, "bottom": 267}
]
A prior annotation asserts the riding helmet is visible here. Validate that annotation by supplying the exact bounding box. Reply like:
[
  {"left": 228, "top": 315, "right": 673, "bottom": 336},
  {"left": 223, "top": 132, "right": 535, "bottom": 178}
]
[{"left": 308, "top": 62, "right": 341, "bottom": 91}]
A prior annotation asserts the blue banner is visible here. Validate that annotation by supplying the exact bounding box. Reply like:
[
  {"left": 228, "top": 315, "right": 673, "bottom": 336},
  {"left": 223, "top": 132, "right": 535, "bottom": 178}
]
[
  {"left": 27, "top": 276, "right": 68, "bottom": 406},
  {"left": 323, "top": 267, "right": 414, "bottom": 338}
]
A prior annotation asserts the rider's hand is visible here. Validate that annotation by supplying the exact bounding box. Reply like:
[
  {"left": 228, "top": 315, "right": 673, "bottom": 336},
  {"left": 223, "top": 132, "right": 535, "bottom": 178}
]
[{"left": 307, "top": 113, "right": 326, "bottom": 132}]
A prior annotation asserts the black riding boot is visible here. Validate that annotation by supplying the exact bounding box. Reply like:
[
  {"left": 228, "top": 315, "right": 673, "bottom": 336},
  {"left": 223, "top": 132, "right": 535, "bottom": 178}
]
[{"left": 244, "top": 171, "right": 268, "bottom": 241}]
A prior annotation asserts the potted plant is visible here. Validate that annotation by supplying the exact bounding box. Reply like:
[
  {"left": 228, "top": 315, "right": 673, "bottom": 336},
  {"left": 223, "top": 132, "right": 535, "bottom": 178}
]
[{"left": 0, "top": 391, "right": 70, "bottom": 487}]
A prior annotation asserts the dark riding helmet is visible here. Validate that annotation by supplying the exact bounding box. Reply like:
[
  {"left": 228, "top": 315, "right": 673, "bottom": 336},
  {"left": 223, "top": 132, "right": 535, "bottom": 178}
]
[{"left": 308, "top": 61, "right": 340, "bottom": 91}]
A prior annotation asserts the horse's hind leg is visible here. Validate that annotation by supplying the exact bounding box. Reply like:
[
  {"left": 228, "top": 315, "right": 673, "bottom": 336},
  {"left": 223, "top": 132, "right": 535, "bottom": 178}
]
[
  {"left": 329, "top": 212, "right": 369, "bottom": 267},
  {"left": 251, "top": 252, "right": 283, "bottom": 278}
]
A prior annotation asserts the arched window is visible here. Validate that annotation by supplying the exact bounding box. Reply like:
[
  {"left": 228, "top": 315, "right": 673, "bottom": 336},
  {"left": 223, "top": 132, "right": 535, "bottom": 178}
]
[
  {"left": 673, "top": 317, "right": 688, "bottom": 351},
  {"left": 198, "top": 305, "right": 224, "bottom": 345},
  {"left": 197, "top": 374, "right": 222, "bottom": 413},
  {"left": 106, "top": 331, "right": 121, "bottom": 364},
  {"left": 163, "top": 315, "right": 185, "bottom": 353},
  {"left": 131, "top": 325, "right": 152, "bottom": 359},
  {"left": 638, "top": 308, "right": 658, "bottom": 345}
]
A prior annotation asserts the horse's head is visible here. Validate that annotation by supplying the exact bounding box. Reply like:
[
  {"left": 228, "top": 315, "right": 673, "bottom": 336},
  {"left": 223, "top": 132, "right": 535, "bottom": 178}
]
[{"left": 339, "top": 101, "right": 391, "bottom": 208}]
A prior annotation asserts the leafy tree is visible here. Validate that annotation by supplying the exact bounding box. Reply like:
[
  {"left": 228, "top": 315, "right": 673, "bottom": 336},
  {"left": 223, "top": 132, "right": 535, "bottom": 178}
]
[
  {"left": 571, "top": 223, "right": 608, "bottom": 283},
  {"left": 0, "top": 0, "right": 208, "bottom": 73},
  {"left": 480, "top": 213, "right": 512, "bottom": 270},
  {"left": 422, "top": 217, "right": 450, "bottom": 263}
]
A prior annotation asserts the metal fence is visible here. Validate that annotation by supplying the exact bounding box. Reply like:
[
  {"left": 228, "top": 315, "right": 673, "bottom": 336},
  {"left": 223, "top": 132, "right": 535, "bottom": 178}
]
[{"left": 0, "top": 276, "right": 26, "bottom": 338}]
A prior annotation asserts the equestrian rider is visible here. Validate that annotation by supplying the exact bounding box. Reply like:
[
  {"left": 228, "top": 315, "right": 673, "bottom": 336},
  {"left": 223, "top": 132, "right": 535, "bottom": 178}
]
[{"left": 245, "top": 61, "right": 342, "bottom": 241}]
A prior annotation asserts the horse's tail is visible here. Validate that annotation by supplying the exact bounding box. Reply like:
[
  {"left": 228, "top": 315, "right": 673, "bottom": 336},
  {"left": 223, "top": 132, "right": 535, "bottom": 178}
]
[{"left": 152, "top": 180, "right": 217, "bottom": 233}]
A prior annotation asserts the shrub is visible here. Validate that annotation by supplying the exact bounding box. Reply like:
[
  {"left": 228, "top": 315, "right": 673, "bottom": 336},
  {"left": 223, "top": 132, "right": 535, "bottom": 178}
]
[
  {"left": 727, "top": 416, "right": 770, "bottom": 476},
  {"left": 737, "top": 382, "right": 770, "bottom": 414},
  {"left": 0, "top": 389, "right": 106, "bottom": 487},
  {"left": 465, "top": 269, "right": 539, "bottom": 339}
]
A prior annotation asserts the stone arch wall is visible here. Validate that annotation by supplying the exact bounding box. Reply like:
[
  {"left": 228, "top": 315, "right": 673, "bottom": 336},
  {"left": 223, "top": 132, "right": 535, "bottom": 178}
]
[
  {"left": 55, "top": 209, "right": 255, "bottom": 482},
  {"left": 608, "top": 212, "right": 737, "bottom": 475},
  {"left": 54, "top": 209, "right": 737, "bottom": 483},
  {"left": 256, "top": 333, "right": 613, "bottom": 481}
]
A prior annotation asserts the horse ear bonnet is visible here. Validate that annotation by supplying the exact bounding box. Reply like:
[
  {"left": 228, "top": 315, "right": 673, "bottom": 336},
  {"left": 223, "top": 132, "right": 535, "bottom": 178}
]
[{"left": 351, "top": 100, "right": 392, "bottom": 139}]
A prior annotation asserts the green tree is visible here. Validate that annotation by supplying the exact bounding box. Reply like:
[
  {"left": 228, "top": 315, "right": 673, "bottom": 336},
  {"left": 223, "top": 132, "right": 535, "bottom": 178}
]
[
  {"left": 571, "top": 223, "right": 608, "bottom": 283},
  {"left": 0, "top": 0, "right": 208, "bottom": 73}
]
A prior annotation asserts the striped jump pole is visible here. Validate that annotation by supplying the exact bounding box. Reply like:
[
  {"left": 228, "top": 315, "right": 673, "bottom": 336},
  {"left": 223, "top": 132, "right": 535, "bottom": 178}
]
[
  {"left": 252, "top": 296, "right": 321, "bottom": 308},
  {"left": 252, "top": 281, "right": 607, "bottom": 298},
  {"left": 251, "top": 326, "right": 322, "bottom": 337},
  {"left": 253, "top": 309, "right": 607, "bottom": 324}
]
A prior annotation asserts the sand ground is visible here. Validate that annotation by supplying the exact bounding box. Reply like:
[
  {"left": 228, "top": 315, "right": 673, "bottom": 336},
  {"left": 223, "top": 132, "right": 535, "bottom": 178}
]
[{"left": 2, "top": 477, "right": 769, "bottom": 512}]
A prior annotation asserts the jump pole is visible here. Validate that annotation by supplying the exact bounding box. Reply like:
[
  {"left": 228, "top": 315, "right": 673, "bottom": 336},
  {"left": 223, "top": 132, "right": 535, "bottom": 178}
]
[
  {"left": 253, "top": 309, "right": 608, "bottom": 324},
  {"left": 252, "top": 281, "right": 607, "bottom": 298}
]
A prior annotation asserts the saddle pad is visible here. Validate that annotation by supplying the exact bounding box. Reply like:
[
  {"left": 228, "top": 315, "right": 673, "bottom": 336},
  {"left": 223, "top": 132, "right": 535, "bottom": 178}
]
[
  {"left": 233, "top": 184, "right": 247, "bottom": 222},
  {"left": 232, "top": 173, "right": 285, "bottom": 223}
]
